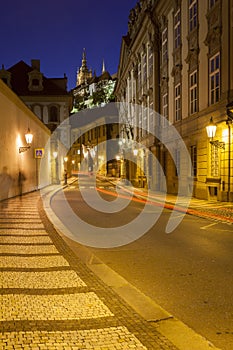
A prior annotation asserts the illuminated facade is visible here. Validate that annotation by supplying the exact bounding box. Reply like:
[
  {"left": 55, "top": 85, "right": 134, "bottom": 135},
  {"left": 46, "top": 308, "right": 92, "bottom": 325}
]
[
  {"left": 0, "top": 59, "right": 73, "bottom": 184},
  {"left": 68, "top": 51, "right": 118, "bottom": 176},
  {"left": 72, "top": 50, "right": 116, "bottom": 112},
  {"left": 115, "top": 0, "right": 233, "bottom": 201}
]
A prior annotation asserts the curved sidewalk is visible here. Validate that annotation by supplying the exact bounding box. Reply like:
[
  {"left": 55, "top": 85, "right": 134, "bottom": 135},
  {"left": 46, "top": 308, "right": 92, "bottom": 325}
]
[{"left": 0, "top": 189, "right": 177, "bottom": 350}]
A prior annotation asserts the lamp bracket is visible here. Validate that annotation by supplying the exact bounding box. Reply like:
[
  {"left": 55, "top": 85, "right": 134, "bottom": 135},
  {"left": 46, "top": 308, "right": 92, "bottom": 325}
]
[
  {"left": 19, "top": 146, "right": 30, "bottom": 153},
  {"left": 210, "top": 140, "right": 225, "bottom": 149}
]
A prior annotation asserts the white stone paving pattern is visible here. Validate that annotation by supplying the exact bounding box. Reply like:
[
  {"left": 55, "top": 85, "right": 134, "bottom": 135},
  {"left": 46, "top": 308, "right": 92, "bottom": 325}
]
[
  {"left": 0, "top": 255, "right": 70, "bottom": 268},
  {"left": 0, "top": 270, "right": 86, "bottom": 289},
  {"left": 1, "top": 292, "right": 114, "bottom": 321},
  {"left": 0, "top": 244, "right": 59, "bottom": 254},
  {"left": 0, "top": 327, "right": 147, "bottom": 349}
]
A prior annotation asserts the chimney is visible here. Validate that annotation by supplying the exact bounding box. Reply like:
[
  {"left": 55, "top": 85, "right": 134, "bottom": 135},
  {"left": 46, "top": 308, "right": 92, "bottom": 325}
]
[{"left": 31, "top": 59, "right": 40, "bottom": 71}]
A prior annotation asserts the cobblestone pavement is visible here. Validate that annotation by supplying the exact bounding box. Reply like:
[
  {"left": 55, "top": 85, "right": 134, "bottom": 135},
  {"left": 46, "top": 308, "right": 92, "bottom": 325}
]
[{"left": 0, "top": 192, "right": 178, "bottom": 350}]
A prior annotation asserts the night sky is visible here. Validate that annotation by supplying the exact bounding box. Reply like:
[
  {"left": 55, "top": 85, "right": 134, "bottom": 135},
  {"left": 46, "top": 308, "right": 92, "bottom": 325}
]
[{"left": 0, "top": 0, "right": 137, "bottom": 90}]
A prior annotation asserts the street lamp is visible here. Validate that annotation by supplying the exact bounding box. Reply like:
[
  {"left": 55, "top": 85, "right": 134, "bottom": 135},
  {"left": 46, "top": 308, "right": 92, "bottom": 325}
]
[
  {"left": 206, "top": 106, "right": 233, "bottom": 201},
  {"left": 206, "top": 117, "right": 225, "bottom": 149},
  {"left": 19, "top": 128, "right": 33, "bottom": 153}
]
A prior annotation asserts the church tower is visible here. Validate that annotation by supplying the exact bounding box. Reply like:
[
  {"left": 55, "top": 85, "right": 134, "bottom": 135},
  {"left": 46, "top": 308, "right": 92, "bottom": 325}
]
[{"left": 76, "top": 49, "right": 93, "bottom": 86}]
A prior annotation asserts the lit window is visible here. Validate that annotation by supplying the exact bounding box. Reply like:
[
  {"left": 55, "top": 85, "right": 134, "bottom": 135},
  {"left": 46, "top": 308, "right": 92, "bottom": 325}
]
[
  {"left": 162, "top": 27, "right": 168, "bottom": 64},
  {"left": 175, "top": 83, "right": 181, "bottom": 121},
  {"left": 174, "top": 9, "right": 181, "bottom": 49},
  {"left": 190, "top": 70, "right": 198, "bottom": 114},
  {"left": 189, "top": 0, "right": 197, "bottom": 32},
  {"left": 209, "top": 53, "right": 220, "bottom": 105}
]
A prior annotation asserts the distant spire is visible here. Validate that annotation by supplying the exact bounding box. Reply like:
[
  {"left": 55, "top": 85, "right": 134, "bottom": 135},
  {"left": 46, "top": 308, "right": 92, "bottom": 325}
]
[
  {"left": 76, "top": 48, "right": 93, "bottom": 86},
  {"left": 102, "top": 60, "right": 106, "bottom": 74},
  {"left": 82, "top": 48, "right": 86, "bottom": 61},
  {"left": 81, "top": 48, "right": 87, "bottom": 70}
]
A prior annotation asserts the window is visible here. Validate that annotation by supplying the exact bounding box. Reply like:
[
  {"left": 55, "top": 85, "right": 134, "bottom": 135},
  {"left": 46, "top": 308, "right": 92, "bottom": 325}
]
[
  {"left": 209, "top": 53, "right": 220, "bottom": 104},
  {"left": 162, "top": 27, "right": 168, "bottom": 64},
  {"left": 128, "top": 76, "right": 132, "bottom": 102},
  {"left": 138, "top": 61, "right": 141, "bottom": 90},
  {"left": 49, "top": 106, "right": 59, "bottom": 123},
  {"left": 148, "top": 45, "right": 153, "bottom": 76},
  {"left": 189, "top": 0, "right": 197, "bottom": 32},
  {"left": 190, "top": 145, "right": 197, "bottom": 177},
  {"left": 142, "top": 53, "right": 147, "bottom": 84},
  {"left": 149, "top": 100, "right": 154, "bottom": 133},
  {"left": 190, "top": 70, "right": 198, "bottom": 114},
  {"left": 142, "top": 102, "right": 147, "bottom": 137},
  {"left": 162, "top": 93, "right": 168, "bottom": 126},
  {"left": 175, "top": 83, "right": 181, "bottom": 121},
  {"left": 174, "top": 9, "right": 181, "bottom": 49},
  {"left": 138, "top": 105, "right": 142, "bottom": 138}
]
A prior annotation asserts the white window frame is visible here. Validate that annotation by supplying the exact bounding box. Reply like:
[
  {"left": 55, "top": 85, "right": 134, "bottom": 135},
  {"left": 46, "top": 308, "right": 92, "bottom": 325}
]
[
  {"left": 162, "top": 27, "right": 168, "bottom": 64},
  {"left": 175, "top": 83, "right": 181, "bottom": 121},
  {"left": 162, "top": 93, "right": 168, "bottom": 126},
  {"left": 189, "top": 0, "right": 197, "bottom": 32},
  {"left": 138, "top": 60, "right": 142, "bottom": 90},
  {"left": 209, "top": 52, "right": 220, "bottom": 105},
  {"left": 148, "top": 45, "right": 153, "bottom": 76},
  {"left": 190, "top": 70, "right": 198, "bottom": 114},
  {"left": 142, "top": 52, "right": 147, "bottom": 84},
  {"left": 174, "top": 8, "right": 181, "bottom": 49}
]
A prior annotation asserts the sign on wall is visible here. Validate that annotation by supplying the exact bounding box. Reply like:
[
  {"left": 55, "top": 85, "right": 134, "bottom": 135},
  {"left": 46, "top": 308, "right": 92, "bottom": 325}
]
[{"left": 34, "top": 148, "right": 44, "bottom": 158}]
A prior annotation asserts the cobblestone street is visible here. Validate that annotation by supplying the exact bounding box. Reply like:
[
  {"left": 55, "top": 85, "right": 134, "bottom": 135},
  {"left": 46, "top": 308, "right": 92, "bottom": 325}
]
[{"left": 0, "top": 192, "right": 178, "bottom": 350}]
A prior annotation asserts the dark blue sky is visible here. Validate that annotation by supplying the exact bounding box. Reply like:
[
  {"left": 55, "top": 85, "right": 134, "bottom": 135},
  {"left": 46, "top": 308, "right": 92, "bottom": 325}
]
[{"left": 0, "top": 0, "right": 137, "bottom": 90}]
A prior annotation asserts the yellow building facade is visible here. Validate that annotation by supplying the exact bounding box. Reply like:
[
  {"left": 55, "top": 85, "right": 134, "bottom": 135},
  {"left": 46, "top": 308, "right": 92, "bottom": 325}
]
[{"left": 115, "top": 0, "right": 233, "bottom": 201}]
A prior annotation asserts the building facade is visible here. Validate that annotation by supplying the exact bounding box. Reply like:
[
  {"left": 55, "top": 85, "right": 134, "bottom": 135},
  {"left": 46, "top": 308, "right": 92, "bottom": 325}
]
[
  {"left": 115, "top": 0, "right": 233, "bottom": 201},
  {"left": 0, "top": 59, "right": 73, "bottom": 183},
  {"left": 0, "top": 79, "right": 51, "bottom": 199}
]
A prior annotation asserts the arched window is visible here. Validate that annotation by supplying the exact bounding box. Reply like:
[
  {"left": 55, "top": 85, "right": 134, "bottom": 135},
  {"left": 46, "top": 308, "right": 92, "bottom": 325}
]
[{"left": 49, "top": 106, "right": 59, "bottom": 123}]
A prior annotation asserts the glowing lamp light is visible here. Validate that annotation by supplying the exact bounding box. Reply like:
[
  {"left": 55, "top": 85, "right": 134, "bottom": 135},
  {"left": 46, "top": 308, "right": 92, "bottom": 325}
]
[
  {"left": 64, "top": 157, "right": 68, "bottom": 162},
  {"left": 206, "top": 117, "right": 216, "bottom": 139},
  {"left": 19, "top": 128, "right": 33, "bottom": 153},
  {"left": 133, "top": 149, "right": 138, "bottom": 156},
  {"left": 53, "top": 151, "right": 58, "bottom": 158},
  {"left": 25, "top": 128, "right": 33, "bottom": 145},
  {"left": 206, "top": 116, "right": 225, "bottom": 149}
]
